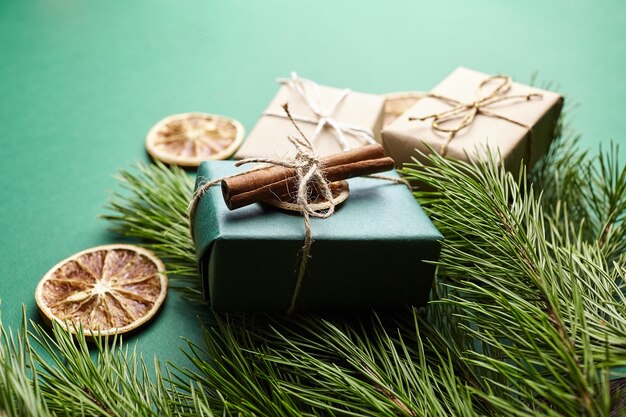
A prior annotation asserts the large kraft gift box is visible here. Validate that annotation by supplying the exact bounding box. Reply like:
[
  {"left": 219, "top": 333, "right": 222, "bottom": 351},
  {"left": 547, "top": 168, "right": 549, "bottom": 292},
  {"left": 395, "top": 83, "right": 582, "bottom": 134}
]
[
  {"left": 192, "top": 160, "right": 442, "bottom": 312},
  {"left": 234, "top": 75, "right": 386, "bottom": 160},
  {"left": 382, "top": 67, "right": 564, "bottom": 170}
]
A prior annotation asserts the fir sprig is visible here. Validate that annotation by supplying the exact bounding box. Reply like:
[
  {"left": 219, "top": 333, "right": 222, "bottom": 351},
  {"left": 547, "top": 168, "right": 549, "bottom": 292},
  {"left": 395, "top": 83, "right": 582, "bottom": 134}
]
[
  {"left": 0, "top": 309, "right": 185, "bottom": 417},
  {"left": 101, "top": 162, "right": 200, "bottom": 301},
  {"left": 3, "top": 124, "right": 626, "bottom": 415},
  {"left": 403, "top": 145, "right": 626, "bottom": 415}
]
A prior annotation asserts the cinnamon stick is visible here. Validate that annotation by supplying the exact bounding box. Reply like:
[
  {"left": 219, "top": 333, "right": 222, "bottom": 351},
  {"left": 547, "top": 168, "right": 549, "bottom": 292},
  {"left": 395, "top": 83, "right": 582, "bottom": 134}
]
[
  {"left": 221, "top": 144, "right": 395, "bottom": 210},
  {"left": 224, "top": 144, "right": 385, "bottom": 197}
]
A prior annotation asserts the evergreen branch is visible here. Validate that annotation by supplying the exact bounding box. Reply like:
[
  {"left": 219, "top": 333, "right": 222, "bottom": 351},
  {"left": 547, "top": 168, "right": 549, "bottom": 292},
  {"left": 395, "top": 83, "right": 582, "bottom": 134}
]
[
  {"left": 101, "top": 161, "right": 201, "bottom": 302},
  {"left": 0, "top": 308, "right": 49, "bottom": 417},
  {"left": 531, "top": 106, "right": 626, "bottom": 266},
  {"left": 589, "top": 143, "right": 626, "bottom": 262},
  {"left": 0, "top": 309, "right": 186, "bottom": 417},
  {"left": 3, "top": 118, "right": 626, "bottom": 416},
  {"left": 99, "top": 137, "right": 626, "bottom": 416},
  {"left": 99, "top": 164, "right": 485, "bottom": 415},
  {"left": 171, "top": 311, "right": 479, "bottom": 417},
  {"left": 402, "top": 143, "right": 626, "bottom": 415},
  {"left": 31, "top": 322, "right": 184, "bottom": 417}
]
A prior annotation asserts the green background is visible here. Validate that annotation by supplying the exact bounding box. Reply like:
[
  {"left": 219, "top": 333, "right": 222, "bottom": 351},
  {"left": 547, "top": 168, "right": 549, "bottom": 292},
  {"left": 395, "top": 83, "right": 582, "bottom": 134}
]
[{"left": 0, "top": 0, "right": 624, "bottom": 367}]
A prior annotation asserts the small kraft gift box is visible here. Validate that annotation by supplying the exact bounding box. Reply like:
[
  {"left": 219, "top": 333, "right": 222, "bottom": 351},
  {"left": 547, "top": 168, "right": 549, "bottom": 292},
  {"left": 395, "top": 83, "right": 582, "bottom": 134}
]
[
  {"left": 381, "top": 67, "right": 564, "bottom": 170},
  {"left": 234, "top": 72, "right": 386, "bottom": 160},
  {"left": 190, "top": 157, "right": 443, "bottom": 313}
]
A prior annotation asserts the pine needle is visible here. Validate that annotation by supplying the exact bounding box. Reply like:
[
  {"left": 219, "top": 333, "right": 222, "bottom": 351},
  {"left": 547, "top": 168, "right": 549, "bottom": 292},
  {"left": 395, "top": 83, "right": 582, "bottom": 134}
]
[{"left": 3, "top": 109, "right": 626, "bottom": 415}]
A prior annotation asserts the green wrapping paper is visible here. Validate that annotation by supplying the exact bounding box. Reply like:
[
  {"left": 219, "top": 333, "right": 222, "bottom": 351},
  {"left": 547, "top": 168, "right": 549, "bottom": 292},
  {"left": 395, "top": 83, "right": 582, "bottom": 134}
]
[{"left": 192, "top": 160, "right": 442, "bottom": 312}]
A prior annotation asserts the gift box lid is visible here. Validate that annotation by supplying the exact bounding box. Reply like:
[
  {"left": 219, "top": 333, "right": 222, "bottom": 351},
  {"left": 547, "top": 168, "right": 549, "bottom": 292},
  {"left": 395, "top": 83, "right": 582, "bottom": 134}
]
[{"left": 192, "top": 160, "right": 443, "bottom": 311}]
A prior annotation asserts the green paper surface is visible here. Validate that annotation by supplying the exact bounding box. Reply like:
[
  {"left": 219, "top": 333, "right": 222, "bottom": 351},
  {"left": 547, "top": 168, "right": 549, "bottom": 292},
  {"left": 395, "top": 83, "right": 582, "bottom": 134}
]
[
  {"left": 0, "top": 0, "right": 624, "bottom": 367},
  {"left": 194, "top": 161, "right": 442, "bottom": 311}
]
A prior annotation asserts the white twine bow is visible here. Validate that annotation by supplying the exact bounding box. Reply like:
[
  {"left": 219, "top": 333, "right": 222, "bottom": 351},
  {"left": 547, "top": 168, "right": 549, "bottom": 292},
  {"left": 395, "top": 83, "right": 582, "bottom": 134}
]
[{"left": 262, "top": 72, "right": 376, "bottom": 152}]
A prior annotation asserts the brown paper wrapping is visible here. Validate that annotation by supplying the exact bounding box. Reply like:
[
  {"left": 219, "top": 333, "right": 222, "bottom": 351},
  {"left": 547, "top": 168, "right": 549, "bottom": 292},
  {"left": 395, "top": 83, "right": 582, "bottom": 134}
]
[
  {"left": 381, "top": 67, "right": 564, "bottom": 170},
  {"left": 234, "top": 81, "right": 386, "bottom": 160}
]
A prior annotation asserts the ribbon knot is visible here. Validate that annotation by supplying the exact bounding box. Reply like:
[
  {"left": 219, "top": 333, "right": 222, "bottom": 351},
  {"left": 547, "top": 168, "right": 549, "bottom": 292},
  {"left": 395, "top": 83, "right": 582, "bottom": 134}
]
[
  {"left": 234, "top": 109, "right": 338, "bottom": 314},
  {"left": 189, "top": 104, "right": 336, "bottom": 314},
  {"left": 263, "top": 72, "right": 376, "bottom": 152},
  {"left": 189, "top": 104, "right": 405, "bottom": 314},
  {"left": 410, "top": 75, "right": 543, "bottom": 156}
]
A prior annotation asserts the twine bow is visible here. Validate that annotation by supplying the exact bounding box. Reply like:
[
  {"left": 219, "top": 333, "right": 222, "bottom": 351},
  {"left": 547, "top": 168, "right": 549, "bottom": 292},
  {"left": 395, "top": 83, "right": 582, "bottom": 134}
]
[
  {"left": 189, "top": 105, "right": 337, "bottom": 314},
  {"left": 409, "top": 75, "right": 543, "bottom": 156},
  {"left": 263, "top": 72, "right": 376, "bottom": 152},
  {"left": 189, "top": 104, "right": 406, "bottom": 314}
]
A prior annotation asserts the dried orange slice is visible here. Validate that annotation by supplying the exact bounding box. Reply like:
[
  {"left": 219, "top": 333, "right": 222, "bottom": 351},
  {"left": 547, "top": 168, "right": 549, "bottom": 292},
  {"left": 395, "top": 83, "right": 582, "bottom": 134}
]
[
  {"left": 146, "top": 112, "right": 244, "bottom": 167},
  {"left": 383, "top": 91, "right": 425, "bottom": 127},
  {"left": 35, "top": 244, "right": 167, "bottom": 337}
]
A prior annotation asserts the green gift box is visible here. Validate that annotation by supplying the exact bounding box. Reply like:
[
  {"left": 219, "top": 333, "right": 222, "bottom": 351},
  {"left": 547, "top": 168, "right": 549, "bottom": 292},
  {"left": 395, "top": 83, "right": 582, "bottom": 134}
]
[{"left": 192, "top": 160, "right": 443, "bottom": 312}]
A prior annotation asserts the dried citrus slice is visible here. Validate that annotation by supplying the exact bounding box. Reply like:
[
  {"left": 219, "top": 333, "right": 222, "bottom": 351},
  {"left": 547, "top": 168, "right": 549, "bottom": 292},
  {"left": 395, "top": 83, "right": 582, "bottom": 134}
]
[
  {"left": 35, "top": 244, "right": 167, "bottom": 337},
  {"left": 264, "top": 180, "right": 350, "bottom": 212},
  {"left": 146, "top": 112, "right": 244, "bottom": 167},
  {"left": 383, "top": 91, "right": 425, "bottom": 127}
]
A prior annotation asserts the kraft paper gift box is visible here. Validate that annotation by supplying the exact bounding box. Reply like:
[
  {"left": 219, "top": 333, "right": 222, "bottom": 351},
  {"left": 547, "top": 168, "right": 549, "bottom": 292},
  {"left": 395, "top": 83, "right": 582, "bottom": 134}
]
[
  {"left": 191, "top": 160, "right": 442, "bottom": 312},
  {"left": 234, "top": 74, "right": 386, "bottom": 160},
  {"left": 381, "top": 67, "right": 564, "bottom": 170}
]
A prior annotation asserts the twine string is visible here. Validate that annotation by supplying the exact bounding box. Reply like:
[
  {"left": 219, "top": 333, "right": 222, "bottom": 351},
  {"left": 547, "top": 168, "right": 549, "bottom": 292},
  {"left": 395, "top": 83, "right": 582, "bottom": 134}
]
[
  {"left": 262, "top": 72, "right": 376, "bottom": 151},
  {"left": 409, "top": 75, "right": 543, "bottom": 156},
  {"left": 188, "top": 104, "right": 405, "bottom": 314},
  {"left": 188, "top": 104, "right": 335, "bottom": 314}
]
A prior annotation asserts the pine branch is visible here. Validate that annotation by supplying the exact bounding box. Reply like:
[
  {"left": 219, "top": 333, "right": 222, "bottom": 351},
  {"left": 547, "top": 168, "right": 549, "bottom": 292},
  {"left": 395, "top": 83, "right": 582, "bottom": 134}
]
[
  {"left": 0, "top": 309, "right": 50, "bottom": 417},
  {"left": 100, "top": 139, "right": 626, "bottom": 416},
  {"left": 102, "top": 162, "right": 484, "bottom": 416},
  {"left": 170, "top": 311, "right": 479, "bottom": 417},
  {"left": 402, "top": 143, "right": 626, "bottom": 415},
  {"left": 4, "top": 117, "right": 626, "bottom": 416},
  {"left": 102, "top": 161, "right": 201, "bottom": 302},
  {"left": 0, "top": 308, "right": 190, "bottom": 417},
  {"left": 531, "top": 106, "right": 626, "bottom": 266}
]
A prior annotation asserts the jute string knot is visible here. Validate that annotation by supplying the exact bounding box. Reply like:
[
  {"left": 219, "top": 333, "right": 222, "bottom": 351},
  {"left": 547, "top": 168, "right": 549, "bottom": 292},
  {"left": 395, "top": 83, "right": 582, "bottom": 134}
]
[
  {"left": 263, "top": 72, "right": 376, "bottom": 152},
  {"left": 188, "top": 104, "right": 338, "bottom": 314},
  {"left": 409, "top": 75, "right": 543, "bottom": 156}
]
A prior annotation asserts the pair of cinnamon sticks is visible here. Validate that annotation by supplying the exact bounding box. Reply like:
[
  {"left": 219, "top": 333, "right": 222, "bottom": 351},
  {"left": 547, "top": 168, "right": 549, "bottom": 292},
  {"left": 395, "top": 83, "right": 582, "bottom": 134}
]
[{"left": 221, "top": 144, "right": 395, "bottom": 210}]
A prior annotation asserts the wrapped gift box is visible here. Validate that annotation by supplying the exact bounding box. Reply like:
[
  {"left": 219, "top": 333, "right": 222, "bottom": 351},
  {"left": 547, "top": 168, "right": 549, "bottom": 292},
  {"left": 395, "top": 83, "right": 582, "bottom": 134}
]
[
  {"left": 234, "top": 75, "right": 386, "bottom": 160},
  {"left": 381, "top": 67, "right": 564, "bottom": 170},
  {"left": 192, "top": 160, "right": 442, "bottom": 312}
]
